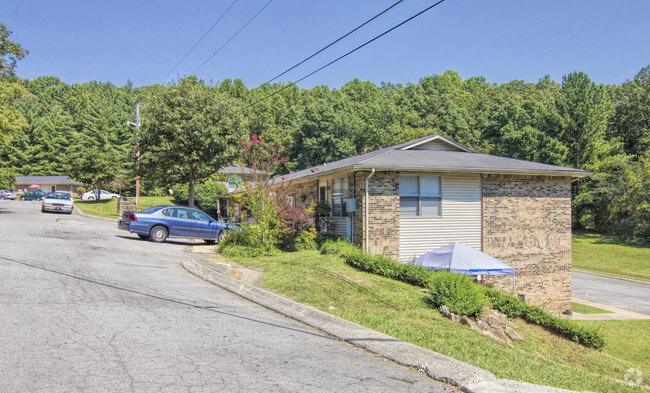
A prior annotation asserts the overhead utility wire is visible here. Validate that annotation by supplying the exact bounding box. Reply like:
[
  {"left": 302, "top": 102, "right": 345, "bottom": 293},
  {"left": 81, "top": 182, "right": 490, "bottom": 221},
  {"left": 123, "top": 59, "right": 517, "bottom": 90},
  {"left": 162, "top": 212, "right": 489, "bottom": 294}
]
[
  {"left": 236, "top": 0, "right": 447, "bottom": 114},
  {"left": 161, "top": 0, "right": 240, "bottom": 83},
  {"left": 191, "top": 0, "right": 274, "bottom": 75},
  {"left": 266, "top": 0, "right": 404, "bottom": 84}
]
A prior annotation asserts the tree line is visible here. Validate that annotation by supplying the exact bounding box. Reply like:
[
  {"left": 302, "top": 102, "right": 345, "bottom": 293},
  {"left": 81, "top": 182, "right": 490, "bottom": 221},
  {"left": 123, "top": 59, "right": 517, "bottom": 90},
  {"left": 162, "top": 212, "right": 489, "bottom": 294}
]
[{"left": 0, "top": 24, "right": 648, "bottom": 242}]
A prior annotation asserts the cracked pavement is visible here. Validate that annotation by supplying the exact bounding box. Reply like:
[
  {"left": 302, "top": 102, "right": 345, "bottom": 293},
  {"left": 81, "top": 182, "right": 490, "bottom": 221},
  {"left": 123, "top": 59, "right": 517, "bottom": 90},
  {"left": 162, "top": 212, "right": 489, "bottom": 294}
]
[{"left": 0, "top": 200, "right": 456, "bottom": 392}]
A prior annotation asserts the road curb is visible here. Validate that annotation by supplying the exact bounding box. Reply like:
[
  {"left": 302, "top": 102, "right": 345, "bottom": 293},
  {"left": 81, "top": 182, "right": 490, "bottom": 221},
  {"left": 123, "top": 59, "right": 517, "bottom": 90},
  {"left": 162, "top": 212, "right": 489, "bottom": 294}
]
[
  {"left": 572, "top": 269, "right": 649, "bottom": 286},
  {"left": 72, "top": 205, "right": 118, "bottom": 222},
  {"left": 182, "top": 259, "right": 588, "bottom": 393}
]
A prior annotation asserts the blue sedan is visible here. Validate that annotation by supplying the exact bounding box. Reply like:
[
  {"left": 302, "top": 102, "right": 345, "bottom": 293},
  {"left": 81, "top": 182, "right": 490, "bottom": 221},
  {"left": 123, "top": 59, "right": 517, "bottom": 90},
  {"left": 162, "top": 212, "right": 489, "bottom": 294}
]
[{"left": 118, "top": 205, "right": 237, "bottom": 244}]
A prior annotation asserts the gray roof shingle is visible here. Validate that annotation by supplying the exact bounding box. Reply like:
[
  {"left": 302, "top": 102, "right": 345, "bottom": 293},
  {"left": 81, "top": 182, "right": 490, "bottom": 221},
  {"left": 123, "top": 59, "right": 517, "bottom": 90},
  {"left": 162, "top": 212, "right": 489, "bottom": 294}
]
[
  {"left": 274, "top": 134, "right": 589, "bottom": 184},
  {"left": 15, "top": 175, "right": 84, "bottom": 185}
]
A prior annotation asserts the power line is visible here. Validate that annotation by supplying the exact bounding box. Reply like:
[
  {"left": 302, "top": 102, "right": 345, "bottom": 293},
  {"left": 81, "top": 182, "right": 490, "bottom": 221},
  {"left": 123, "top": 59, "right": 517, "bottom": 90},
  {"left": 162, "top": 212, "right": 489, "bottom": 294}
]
[
  {"left": 191, "top": 0, "right": 274, "bottom": 75},
  {"left": 235, "top": 0, "right": 448, "bottom": 114},
  {"left": 265, "top": 0, "right": 404, "bottom": 84},
  {"left": 160, "top": 0, "right": 240, "bottom": 83}
]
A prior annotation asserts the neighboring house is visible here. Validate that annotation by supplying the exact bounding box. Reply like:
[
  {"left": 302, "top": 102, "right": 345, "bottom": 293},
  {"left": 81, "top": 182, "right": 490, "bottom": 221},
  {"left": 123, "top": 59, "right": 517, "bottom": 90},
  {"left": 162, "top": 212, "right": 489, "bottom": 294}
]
[
  {"left": 214, "top": 164, "right": 263, "bottom": 193},
  {"left": 232, "top": 134, "right": 589, "bottom": 314},
  {"left": 14, "top": 175, "right": 86, "bottom": 196},
  {"left": 214, "top": 164, "right": 265, "bottom": 220}
]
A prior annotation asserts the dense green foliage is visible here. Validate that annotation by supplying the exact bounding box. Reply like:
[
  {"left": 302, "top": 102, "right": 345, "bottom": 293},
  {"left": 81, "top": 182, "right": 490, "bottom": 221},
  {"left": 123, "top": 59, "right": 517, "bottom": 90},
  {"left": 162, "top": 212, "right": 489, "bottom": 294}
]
[
  {"left": 140, "top": 76, "right": 245, "bottom": 207},
  {"left": 485, "top": 289, "right": 605, "bottom": 349},
  {"left": 429, "top": 270, "right": 487, "bottom": 318},
  {"left": 1, "top": 65, "right": 649, "bottom": 242},
  {"left": 171, "top": 180, "right": 227, "bottom": 212},
  {"left": 319, "top": 238, "right": 605, "bottom": 348}
]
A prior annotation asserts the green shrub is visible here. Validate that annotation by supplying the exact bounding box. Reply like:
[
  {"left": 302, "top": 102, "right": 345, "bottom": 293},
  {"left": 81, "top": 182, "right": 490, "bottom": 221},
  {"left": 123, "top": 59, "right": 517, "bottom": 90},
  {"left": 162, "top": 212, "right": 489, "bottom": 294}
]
[
  {"left": 77, "top": 186, "right": 86, "bottom": 194},
  {"left": 484, "top": 288, "right": 605, "bottom": 349},
  {"left": 172, "top": 181, "right": 227, "bottom": 210},
  {"left": 428, "top": 270, "right": 486, "bottom": 318},
  {"left": 194, "top": 181, "right": 227, "bottom": 211},
  {"left": 219, "top": 223, "right": 279, "bottom": 257},
  {"left": 318, "top": 238, "right": 605, "bottom": 348}
]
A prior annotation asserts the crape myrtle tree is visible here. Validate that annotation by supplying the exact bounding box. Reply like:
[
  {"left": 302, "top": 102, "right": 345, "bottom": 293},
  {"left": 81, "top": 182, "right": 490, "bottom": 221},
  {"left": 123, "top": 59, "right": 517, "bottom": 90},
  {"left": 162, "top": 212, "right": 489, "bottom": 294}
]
[{"left": 140, "top": 76, "right": 245, "bottom": 208}]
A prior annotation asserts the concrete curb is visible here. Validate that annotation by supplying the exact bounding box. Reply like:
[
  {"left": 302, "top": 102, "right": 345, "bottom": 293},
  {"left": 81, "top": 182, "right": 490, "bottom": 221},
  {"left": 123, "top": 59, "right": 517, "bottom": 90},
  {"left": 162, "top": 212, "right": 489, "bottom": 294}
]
[
  {"left": 182, "top": 259, "right": 589, "bottom": 393},
  {"left": 72, "top": 204, "right": 118, "bottom": 222},
  {"left": 573, "top": 268, "right": 649, "bottom": 286}
]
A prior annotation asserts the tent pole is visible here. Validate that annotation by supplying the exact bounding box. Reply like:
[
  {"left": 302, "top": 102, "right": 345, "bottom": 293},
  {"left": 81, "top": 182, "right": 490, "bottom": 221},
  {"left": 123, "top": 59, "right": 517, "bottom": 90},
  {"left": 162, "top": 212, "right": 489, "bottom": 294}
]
[{"left": 513, "top": 275, "right": 516, "bottom": 295}]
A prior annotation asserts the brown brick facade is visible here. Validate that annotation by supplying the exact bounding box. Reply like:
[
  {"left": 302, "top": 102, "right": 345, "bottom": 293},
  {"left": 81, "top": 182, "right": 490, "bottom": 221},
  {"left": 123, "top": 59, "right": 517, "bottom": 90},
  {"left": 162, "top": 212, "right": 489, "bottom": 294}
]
[
  {"left": 285, "top": 179, "right": 319, "bottom": 210},
  {"left": 353, "top": 171, "right": 400, "bottom": 259},
  {"left": 482, "top": 174, "right": 573, "bottom": 314}
]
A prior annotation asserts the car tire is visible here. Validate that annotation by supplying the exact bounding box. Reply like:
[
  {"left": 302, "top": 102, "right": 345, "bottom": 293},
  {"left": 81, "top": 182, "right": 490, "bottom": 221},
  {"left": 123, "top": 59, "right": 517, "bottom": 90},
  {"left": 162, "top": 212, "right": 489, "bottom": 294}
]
[
  {"left": 217, "top": 229, "right": 227, "bottom": 243},
  {"left": 204, "top": 239, "right": 216, "bottom": 245},
  {"left": 137, "top": 234, "right": 149, "bottom": 240},
  {"left": 88, "top": 196, "right": 94, "bottom": 200},
  {"left": 149, "top": 226, "right": 168, "bottom": 243}
]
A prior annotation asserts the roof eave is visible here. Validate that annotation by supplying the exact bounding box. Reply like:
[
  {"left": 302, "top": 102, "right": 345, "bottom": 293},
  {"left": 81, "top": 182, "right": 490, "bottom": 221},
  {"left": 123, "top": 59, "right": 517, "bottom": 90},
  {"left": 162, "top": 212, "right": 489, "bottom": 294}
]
[{"left": 350, "top": 165, "right": 591, "bottom": 178}]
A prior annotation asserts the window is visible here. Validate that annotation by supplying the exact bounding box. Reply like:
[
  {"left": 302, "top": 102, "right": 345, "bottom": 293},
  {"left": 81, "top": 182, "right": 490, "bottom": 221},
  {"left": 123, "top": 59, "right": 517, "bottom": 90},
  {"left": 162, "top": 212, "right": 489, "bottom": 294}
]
[
  {"left": 190, "top": 210, "right": 211, "bottom": 222},
  {"left": 400, "top": 175, "right": 441, "bottom": 217},
  {"left": 285, "top": 195, "right": 295, "bottom": 207},
  {"left": 332, "top": 177, "right": 348, "bottom": 216},
  {"left": 228, "top": 176, "right": 241, "bottom": 191}
]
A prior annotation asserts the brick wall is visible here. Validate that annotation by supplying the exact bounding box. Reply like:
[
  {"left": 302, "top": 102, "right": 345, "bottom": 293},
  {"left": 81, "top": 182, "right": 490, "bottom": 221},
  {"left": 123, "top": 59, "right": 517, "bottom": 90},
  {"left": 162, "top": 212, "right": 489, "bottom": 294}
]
[
  {"left": 353, "top": 171, "right": 400, "bottom": 259},
  {"left": 285, "top": 179, "right": 319, "bottom": 210},
  {"left": 482, "top": 174, "right": 573, "bottom": 314}
]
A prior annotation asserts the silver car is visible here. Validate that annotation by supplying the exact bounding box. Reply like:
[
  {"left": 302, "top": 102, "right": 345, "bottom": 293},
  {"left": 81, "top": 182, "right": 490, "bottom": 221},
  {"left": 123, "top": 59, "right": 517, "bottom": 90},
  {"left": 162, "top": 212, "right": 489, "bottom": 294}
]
[
  {"left": 0, "top": 190, "right": 18, "bottom": 200},
  {"left": 41, "top": 192, "right": 75, "bottom": 214}
]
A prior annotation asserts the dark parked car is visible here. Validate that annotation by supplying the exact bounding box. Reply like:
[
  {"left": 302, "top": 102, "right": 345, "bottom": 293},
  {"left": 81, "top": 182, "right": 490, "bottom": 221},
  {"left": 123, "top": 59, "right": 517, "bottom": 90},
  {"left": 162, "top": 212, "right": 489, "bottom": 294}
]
[
  {"left": 118, "top": 205, "right": 237, "bottom": 243},
  {"left": 20, "top": 190, "right": 47, "bottom": 201}
]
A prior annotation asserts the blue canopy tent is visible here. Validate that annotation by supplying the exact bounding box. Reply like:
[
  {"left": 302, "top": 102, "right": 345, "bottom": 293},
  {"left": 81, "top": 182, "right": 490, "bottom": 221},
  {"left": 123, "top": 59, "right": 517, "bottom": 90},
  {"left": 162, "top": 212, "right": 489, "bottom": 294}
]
[{"left": 411, "top": 242, "right": 515, "bottom": 291}]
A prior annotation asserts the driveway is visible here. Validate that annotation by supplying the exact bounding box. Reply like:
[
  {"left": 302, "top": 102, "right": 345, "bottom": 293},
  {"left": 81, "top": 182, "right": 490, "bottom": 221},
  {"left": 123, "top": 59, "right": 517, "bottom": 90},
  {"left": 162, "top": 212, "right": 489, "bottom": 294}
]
[
  {"left": 572, "top": 270, "right": 650, "bottom": 315},
  {"left": 0, "top": 200, "right": 452, "bottom": 392}
]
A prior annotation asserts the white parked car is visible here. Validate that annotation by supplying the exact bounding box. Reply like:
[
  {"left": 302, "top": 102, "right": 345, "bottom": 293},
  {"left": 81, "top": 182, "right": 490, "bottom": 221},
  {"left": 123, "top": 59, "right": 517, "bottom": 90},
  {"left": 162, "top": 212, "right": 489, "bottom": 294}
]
[
  {"left": 80, "top": 189, "right": 119, "bottom": 200},
  {"left": 41, "top": 192, "right": 74, "bottom": 214}
]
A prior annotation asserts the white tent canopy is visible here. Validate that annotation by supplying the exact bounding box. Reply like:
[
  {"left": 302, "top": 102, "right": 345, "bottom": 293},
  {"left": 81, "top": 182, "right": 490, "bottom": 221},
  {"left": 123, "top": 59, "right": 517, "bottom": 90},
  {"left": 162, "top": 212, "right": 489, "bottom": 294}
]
[{"left": 411, "top": 242, "right": 514, "bottom": 276}]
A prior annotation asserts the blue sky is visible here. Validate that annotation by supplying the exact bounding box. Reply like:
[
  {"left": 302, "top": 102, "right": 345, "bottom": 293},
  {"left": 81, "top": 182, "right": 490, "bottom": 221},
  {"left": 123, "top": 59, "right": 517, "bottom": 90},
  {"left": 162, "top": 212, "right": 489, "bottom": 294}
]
[{"left": 4, "top": 0, "right": 650, "bottom": 88}]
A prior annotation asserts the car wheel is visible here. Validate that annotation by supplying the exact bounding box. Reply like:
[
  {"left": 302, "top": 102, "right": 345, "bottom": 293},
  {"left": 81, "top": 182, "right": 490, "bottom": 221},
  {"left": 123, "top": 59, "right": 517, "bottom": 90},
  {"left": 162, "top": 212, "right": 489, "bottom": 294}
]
[
  {"left": 217, "top": 229, "right": 227, "bottom": 243},
  {"left": 88, "top": 196, "right": 94, "bottom": 200},
  {"left": 204, "top": 239, "right": 216, "bottom": 245},
  {"left": 149, "top": 226, "right": 168, "bottom": 243},
  {"left": 137, "top": 234, "right": 149, "bottom": 240}
]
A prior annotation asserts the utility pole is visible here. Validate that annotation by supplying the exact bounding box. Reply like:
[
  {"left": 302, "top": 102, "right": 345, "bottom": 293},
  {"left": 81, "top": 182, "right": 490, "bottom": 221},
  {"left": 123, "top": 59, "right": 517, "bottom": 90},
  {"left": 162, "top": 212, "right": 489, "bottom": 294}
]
[{"left": 126, "top": 101, "right": 141, "bottom": 205}]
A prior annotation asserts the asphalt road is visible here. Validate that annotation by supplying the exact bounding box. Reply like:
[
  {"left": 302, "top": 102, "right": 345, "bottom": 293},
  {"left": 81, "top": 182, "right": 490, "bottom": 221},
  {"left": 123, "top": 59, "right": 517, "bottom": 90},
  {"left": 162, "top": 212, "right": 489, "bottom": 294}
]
[
  {"left": 572, "top": 270, "right": 650, "bottom": 315},
  {"left": 0, "top": 200, "right": 453, "bottom": 392}
]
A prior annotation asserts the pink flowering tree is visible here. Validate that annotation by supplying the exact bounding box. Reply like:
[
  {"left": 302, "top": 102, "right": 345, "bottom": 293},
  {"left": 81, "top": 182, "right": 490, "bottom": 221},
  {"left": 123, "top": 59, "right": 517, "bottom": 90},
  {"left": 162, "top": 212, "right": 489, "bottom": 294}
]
[{"left": 234, "top": 134, "right": 290, "bottom": 251}]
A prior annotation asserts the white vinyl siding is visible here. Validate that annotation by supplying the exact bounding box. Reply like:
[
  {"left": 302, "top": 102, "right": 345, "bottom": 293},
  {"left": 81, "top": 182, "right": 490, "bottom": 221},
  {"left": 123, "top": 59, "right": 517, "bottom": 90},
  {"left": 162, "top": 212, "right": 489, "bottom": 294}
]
[{"left": 399, "top": 174, "right": 481, "bottom": 262}]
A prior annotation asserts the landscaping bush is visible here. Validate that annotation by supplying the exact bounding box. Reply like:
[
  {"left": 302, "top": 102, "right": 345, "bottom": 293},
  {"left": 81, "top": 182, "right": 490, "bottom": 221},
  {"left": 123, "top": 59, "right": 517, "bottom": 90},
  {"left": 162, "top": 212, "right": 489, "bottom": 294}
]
[
  {"left": 219, "top": 224, "right": 279, "bottom": 257},
  {"left": 172, "top": 181, "right": 227, "bottom": 211},
  {"left": 318, "top": 238, "right": 606, "bottom": 348},
  {"left": 428, "top": 270, "right": 487, "bottom": 318},
  {"left": 485, "top": 288, "right": 605, "bottom": 349},
  {"left": 276, "top": 203, "right": 315, "bottom": 249}
]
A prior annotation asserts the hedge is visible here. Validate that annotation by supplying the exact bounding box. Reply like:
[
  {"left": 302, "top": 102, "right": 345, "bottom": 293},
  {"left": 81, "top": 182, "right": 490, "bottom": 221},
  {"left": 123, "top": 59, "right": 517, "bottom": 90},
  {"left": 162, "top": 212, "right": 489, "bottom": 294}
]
[{"left": 318, "top": 239, "right": 605, "bottom": 349}]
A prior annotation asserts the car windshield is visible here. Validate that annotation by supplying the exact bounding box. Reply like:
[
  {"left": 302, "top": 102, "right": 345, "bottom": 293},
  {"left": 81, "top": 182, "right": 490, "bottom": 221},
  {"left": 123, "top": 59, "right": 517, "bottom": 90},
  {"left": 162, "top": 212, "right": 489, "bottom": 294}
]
[{"left": 45, "top": 193, "right": 71, "bottom": 200}]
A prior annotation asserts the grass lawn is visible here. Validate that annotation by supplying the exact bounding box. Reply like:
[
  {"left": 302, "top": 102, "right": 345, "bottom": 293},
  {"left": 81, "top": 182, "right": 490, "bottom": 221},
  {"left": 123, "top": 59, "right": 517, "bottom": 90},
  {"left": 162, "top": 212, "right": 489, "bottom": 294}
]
[
  {"left": 222, "top": 249, "right": 648, "bottom": 393},
  {"left": 572, "top": 302, "right": 614, "bottom": 314},
  {"left": 573, "top": 232, "right": 650, "bottom": 282},
  {"left": 75, "top": 196, "right": 177, "bottom": 219}
]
